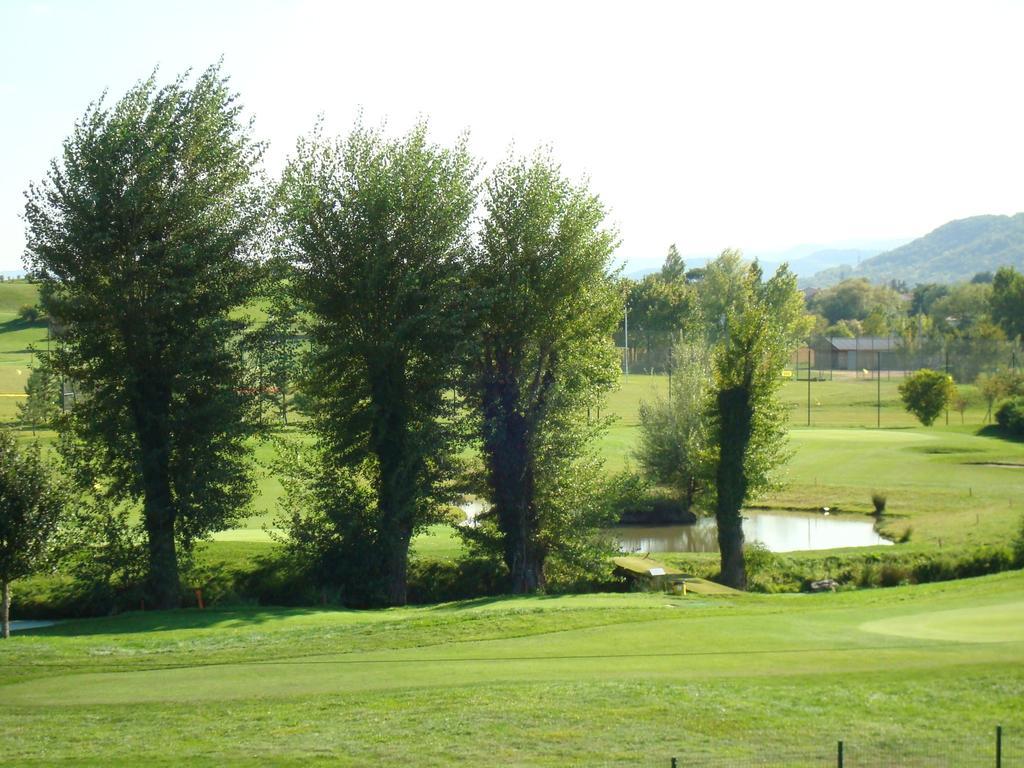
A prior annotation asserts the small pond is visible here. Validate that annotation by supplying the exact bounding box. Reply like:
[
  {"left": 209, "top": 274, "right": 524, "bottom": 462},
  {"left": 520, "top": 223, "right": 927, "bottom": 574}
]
[{"left": 614, "top": 510, "right": 892, "bottom": 554}]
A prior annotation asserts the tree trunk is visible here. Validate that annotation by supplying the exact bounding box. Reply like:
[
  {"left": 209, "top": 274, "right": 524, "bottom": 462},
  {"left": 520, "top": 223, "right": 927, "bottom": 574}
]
[
  {"left": 484, "top": 373, "right": 546, "bottom": 594},
  {"left": 370, "top": 365, "right": 416, "bottom": 606},
  {"left": 715, "top": 386, "right": 753, "bottom": 590},
  {"left": 131, "top": 380, "right": 181, "bottom": 610},
  {"left": 1, "top": 581, "right": 10, "bottom": 639}
]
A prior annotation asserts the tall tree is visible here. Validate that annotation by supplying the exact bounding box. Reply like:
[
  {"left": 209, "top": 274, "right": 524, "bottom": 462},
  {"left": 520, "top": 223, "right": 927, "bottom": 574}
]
[
  {"left": 660, "top": 243, "right": 686, "bottom": 282},
  {"left": 0, "top": 431, "right": 67, "bottom": 638},
  {"left": 703, "top": 252, "right": 810, "bottom": 589},
  {"left": 23, "top": 66, "right": 264, "bottom": 609},
  {"left": 280, "top": 121, "right": 475, "bottom": 606},
  {"left": 467, "top": 153, "right": 620, "bottom": 593}
]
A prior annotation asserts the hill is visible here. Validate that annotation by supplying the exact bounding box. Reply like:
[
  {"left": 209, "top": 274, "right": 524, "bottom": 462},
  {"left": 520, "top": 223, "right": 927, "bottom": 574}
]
[{"left": 805, "top": 213, "right": 1024, "bottom": 287}]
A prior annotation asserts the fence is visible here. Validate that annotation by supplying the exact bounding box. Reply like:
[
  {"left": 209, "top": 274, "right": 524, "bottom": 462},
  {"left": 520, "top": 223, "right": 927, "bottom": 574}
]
[
  {"left": 594, "top": 725, "right": 1017, "bottom": 767},
  {"left": 800, "top": 335, "right": 1022, "bottom": 385}
]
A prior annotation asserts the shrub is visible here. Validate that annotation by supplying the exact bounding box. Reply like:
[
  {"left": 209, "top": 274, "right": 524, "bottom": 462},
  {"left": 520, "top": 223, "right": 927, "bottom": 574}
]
[
  {"left": 17, "top": 304, "right": 41, "bottom": 323},
  {"left": 871, "top": 492, "right": 887, "bottom": 515},
  {"left": 878, "top": 563, "right": 910, "bottom": 587},
  {"left": 995, "top": 396, "right": 1024, "bottom": 436}
]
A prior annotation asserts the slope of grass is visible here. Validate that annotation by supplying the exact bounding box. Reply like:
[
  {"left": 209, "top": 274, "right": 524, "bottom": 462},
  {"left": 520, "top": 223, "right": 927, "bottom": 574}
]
[{"left": 0, "top": 572, "right": 1021, "bottom": 765}]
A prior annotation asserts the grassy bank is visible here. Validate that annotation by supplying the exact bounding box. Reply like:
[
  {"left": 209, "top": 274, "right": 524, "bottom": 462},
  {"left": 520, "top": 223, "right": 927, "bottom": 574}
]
[{"left": 1, "top": 571, "right": 1021, "bottom": 765}]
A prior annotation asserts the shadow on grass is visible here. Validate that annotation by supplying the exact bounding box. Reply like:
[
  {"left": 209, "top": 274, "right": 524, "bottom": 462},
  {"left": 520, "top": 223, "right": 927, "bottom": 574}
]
[
  {"left": 0, "top": 316, "right": 48, "bottom": 335},
  {"left": 25, "top": 604, "right": 338, "bottom": 638},
  {"left": 976, "top": 425, "right": 1024, "bottom": 443}
]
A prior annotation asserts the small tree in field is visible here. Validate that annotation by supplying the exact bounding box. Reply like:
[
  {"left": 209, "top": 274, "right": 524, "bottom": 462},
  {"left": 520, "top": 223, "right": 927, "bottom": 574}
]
[
  {"left": 0, "top": 431, "right": 67, "bottom": 638},
  {"left": 898, "top": 369, "right": 955, "bottom": 426},
  {"left": 636, "top": 336, "right": 713, "bottom": 511},
  {"left": 18, "top": 357, "right": 62, "bottom": 434}
]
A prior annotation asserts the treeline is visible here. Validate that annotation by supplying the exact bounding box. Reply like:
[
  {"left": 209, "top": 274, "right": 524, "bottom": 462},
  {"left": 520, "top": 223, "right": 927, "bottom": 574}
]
[
  {"left": 5, "top": 64, "right": 621, "bottom": 614},
  {"left": 806, "top": 271, "right": 1024, "bottom": 345},
  {"left": 622, "top": 254, "right": 1024, "bottom": 382}
]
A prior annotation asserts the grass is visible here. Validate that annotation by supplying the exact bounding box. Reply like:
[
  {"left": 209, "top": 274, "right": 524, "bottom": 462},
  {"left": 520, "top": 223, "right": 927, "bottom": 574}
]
[{"left": 0, "top": 571, "right": 1021, "bottom": 765}]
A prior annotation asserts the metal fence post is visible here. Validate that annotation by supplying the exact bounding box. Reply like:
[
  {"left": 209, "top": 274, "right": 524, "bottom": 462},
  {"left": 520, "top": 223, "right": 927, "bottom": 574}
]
[
  {"left": 996, "top": 725, "right": 1002, "bottom": 768},
  {"left": 837, "top": 740, "right": 844, "bottom": 768}
]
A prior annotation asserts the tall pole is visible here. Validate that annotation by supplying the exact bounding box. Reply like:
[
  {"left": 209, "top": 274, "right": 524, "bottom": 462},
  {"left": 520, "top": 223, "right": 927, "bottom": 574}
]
[
  {"left": 945, "top": 341, "right": 950, "bottom": 426},
  {"left": 877, "top": 348, "right": 881, "bottom": 429},
  {"left": 807, "top": 356, "right": 811, "bottom": 427},
  {"left": 623, "top": 307, "right": 629, "bottom": 377}
]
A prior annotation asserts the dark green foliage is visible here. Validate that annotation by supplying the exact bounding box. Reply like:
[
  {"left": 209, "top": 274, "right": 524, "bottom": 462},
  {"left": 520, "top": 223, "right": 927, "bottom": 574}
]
[
  {"left": 995, "top": 396, "right": 1024, "bottom": 436},
  {"left": 273, "top": 433, "right": 387, "bottom": 607},
  {"left": 808, "top": 278, "right": 903, "bottom": 324},
  {"left": 991, "top": 265, "right": 1024, "bottom": 340},
  {"left": 279, "top": 121, "right": 476, "bottom": 606},
  {"left": 17, "top": 305, "right": 41, "bottom": 323},
  {"left": 871, "top": 492, "right": 887, "bottom": 515},
  {"left": 465, "top": 152, "right": 621, "bottom": 593},
  {"left": 664, "top": 545, "right": 1017, "bottom": 594},
  {"left": 0, "top": 430, "right": 67, "bottom": 637},
  {"left": 898, "top": 369, "right": 955, "bottom": 426},
  {"left": 23, "top": 65, "right": 264, "bottom": 609}
]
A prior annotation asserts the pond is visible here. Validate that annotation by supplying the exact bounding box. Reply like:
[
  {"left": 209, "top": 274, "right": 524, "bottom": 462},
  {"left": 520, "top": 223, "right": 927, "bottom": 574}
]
[{"left": 614, "top": 510, "right": 892, "bottom": 554}]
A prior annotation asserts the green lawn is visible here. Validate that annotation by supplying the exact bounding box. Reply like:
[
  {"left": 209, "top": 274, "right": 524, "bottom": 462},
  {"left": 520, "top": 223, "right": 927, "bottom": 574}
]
[{"left": 1, "top": 571, "right": 1021, "bottom": 765}]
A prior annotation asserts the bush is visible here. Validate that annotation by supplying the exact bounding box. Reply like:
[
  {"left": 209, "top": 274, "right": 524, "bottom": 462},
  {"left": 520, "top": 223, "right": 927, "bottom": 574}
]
[
  {"left": 871, "top": 492, "right": 887, "bottom": 515},
  {"left": 995, "top": 396, "right": 1024, "bottom": 436},
  {"left": 17, "top": 304, "right": 42, "bottom": 323},
  {"left": 898, "top": 369, "right": 956, "bottom": 426}
]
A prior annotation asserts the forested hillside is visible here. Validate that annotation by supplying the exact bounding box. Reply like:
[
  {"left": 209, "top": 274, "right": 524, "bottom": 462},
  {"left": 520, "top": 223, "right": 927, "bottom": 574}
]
[{"left": 807, "top": 213, "right": 1024, "bottom": 287}]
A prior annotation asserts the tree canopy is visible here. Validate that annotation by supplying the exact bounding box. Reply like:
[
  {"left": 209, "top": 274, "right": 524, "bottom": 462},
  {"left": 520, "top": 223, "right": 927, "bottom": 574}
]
[
  {"left": 23, "top": 65, "right": 264, "bottom": 608},
  {"left": 279, "top": 121, "right": 476, "bottom": 606},
  {"left": 466, "top": 152, "right": 621, "bottom": 593}
]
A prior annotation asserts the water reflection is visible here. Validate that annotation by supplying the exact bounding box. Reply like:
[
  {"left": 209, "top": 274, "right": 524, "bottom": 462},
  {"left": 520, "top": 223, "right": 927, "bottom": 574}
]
[{"left": 614, "top": 510, "right": 892, "bottom": 554}]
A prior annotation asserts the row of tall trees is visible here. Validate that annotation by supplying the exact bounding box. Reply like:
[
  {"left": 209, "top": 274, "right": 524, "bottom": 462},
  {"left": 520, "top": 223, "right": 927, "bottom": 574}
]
[{"left": 22, "top": 66, "right": 620, "bottom": 608}]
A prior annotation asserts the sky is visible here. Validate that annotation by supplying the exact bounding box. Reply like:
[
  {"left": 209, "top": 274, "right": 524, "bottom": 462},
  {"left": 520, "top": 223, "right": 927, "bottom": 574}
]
[{"left": 2, "top": 0, "right": 1023, "bottom": 273}]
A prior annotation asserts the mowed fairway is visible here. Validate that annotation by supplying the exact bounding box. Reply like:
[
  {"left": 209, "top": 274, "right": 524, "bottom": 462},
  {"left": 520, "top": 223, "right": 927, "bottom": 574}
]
[{"left": 1, "top": 572, "right": 1022, "bottom": 766}]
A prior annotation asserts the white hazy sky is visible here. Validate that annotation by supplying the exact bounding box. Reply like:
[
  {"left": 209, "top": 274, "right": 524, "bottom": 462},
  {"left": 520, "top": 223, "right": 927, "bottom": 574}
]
[{"left": 2, "top": 0, "right": 1023, "bottom": 272}]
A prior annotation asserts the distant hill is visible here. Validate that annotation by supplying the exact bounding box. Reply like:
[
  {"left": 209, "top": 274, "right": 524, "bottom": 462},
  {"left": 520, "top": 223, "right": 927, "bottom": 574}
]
[
  {"left": 805, "top": 213, "right": 1024, "bottom": 287},
  {"left": 624, "top": 240, "right": 903, "bottom": 281}
]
